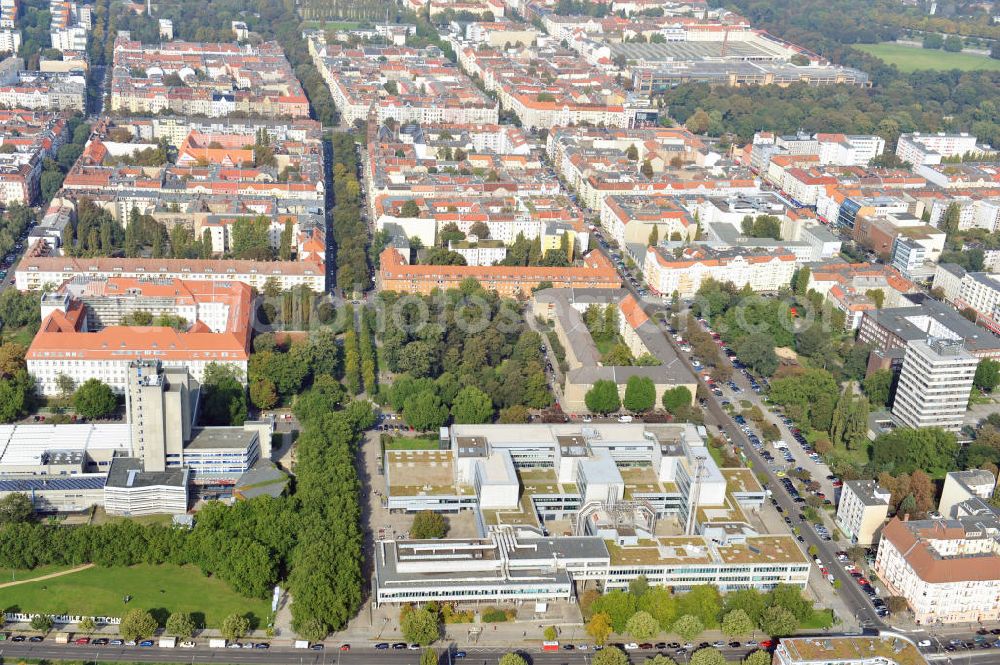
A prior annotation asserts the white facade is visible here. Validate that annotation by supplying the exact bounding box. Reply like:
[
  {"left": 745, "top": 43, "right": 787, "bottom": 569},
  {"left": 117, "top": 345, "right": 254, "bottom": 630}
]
[
  {"left": 835, "top": 480, "right": 890, "bottom": 546},
  {"left": 875, "top": 517, "right": 1000, "bottom": 625},
  {"left": 15, "top": 256, "right": 325, "bottom": 292},
  {"left": 643, "top": 248, "right": 796, "bottom": 298},
  {"left": 896, "top": 132, "right": 986, "bottom": 166},
  {"left": 892, "top": 338, "right": 977, "bottom": 432},
  {"left": 0, "top": 29, "right": 20, "bottom": 54},
  {"left": 929, "top": 197, "right": 1000, "bottom": 233}
]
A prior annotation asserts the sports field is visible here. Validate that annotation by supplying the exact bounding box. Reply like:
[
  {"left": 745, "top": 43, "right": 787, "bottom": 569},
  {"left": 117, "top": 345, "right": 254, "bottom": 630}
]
[
  {"left": 856, "top": 43, "right": 1000, "bottom": 72},
  {"left": 0, "top": 564, "right": 269, "bottom": 628}
]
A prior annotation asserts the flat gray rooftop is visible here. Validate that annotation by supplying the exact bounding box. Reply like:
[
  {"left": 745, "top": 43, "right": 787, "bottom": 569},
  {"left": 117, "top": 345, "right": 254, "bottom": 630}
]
[
  {"left": 611, "top": 40, "right": 780, "bottom": 62},
  {"left": 186, "top": 427, "right": 257, "bottom": 450}
]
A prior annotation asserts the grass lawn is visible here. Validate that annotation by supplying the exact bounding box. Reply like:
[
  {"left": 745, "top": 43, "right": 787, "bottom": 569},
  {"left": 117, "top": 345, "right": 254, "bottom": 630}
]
[
  {"left": 856, "top": 43, "right": 1000, "bottom": 72},
  {"left": 2, "top": 564, "right": 76, "bottom": 584},
  {"left": 802, "top": 608, "right": 836, "bottom": 629},
  {"left": 0, "top": 564, "right": 269, "bottom": 627}
]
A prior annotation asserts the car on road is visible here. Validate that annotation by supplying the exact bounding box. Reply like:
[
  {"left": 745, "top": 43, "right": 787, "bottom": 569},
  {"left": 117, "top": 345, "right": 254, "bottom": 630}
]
[
  {"left": 179, "top": 641, "right": 195, "bottom": 648},
  {"left": 110, "top": 640, "right": 124, "bottom": 646},
  {"left": 917, "top": 640, "right": 932, "bottom": 648},
  {"left": 453, "top": 651, "right": 467, "bottom": 659},
  {"left": 624, "top": 643, "right": 640, "bottom": 650},
  {"left": 227, "top": 643, "right": 242, "bottom": 649},
  {"left": 311, "top": 644, "right": 325, "bottom": 650},
  {"left": 254, "top": 643, "right": 270, "bottom": 649},
  {"left": 28, "top": 637, "right": 43, "bottom": 643},
  {"left": 93, "top": 638, "right": 109, "bottom": 645},
  {"left": 11, "top": 636, "right": 25, "bottom": 642},
  {"left": 392, "top": 642, "right": 408, "bottom": 649},
  {"left": 139, "top": 640, "right": 154, "bottom": 647},
  {"left": 408, "top": 644, "right": 421, "bottom": 650},
  {"left": 374, "top": 643, "right": 389, "bottom": 649}
]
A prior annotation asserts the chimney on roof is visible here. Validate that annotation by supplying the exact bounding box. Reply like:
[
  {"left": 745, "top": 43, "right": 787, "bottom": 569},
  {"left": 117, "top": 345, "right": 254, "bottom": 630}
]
[{"left": 903, "top": 513, "right": 910, "bottom": 522}]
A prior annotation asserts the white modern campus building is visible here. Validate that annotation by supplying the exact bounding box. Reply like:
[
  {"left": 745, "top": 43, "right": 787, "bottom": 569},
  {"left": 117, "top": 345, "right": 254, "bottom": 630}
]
[{"left": 373, "top": 423, "right": 810, "bottom": 606}]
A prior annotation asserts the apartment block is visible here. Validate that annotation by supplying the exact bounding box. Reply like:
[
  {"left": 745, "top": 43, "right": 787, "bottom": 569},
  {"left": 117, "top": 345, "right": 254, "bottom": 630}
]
[
  {"left": 0, "top": 109, "right": 70, "bottom": 204},
  {"left": 109, "top": 36, "right": 309, "bottom": 118},
  {"left": 643, "top": 245, "right": 796, "bottom": 298},
  {"left": 599, "top": 195, "right": 697, "bottom": 248},
  {"left": 857, "top": 298, "right": 1000, "bottom": 360},
  {"left": 891, "top": 338, "right": 977, "bottom": 432},
  {"left": 0, "top": 57, "right": 85, "bottom": 111},
  {"left": 455, "top": 41, "right": 652, "bottom": 130},
  {"left": 875, "top": 515, "right": 1000, "bottom": 624},
  {"left": 938, "top": 470, "right": 996, "bottom": 520},
  {"left": 532, "top": 288, "right": 697, "bottom": 413},
  {"left": 26, "top": 277, "right": 252, "bottom": 395},
  {"left": 895, "top": 132, "right": 991, "bottom": 166},
  {"left": 378, "top": 246, "right": 619, "bottom": 296},
  {"left": 307, "top": 36, "right": 498, "bottom": 126},
  {"left": 807, "top": 261, "right": 917, "bottom": 330},
  {"left": 835, "top": 480, "right": 890, "bottom": 546},
  {"left": 16, "top": 252, "right": 327, "bottom": 292}
]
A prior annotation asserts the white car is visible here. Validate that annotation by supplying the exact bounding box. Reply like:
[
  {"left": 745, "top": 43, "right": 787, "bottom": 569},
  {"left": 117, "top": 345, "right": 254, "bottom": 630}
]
[
  {"left": 618, "top": 415, "right": 634, "bottom": 423},
  {"left": 917, "top": 640, "right": 932, "bottom": 648},
  {"left": 179, "top": 642, "right": 196, "bottom": 649},
  {"left": 624, "top": 643, "right": 640, "bottom": 651}
]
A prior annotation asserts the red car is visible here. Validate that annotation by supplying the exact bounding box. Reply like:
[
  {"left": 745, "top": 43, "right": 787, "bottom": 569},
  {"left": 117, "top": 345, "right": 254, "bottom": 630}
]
[
  {"left": 760, "top": 640, "right": 774, "bottom": 649},
  {"left": 339, "top": 645, "right": 351, "bottom": 652},
  {"left": 74, "top": 638, "right": 91, "bottom": 645},
  {"left": 858, "top": 577, "right": 870, "bottom": 586}
]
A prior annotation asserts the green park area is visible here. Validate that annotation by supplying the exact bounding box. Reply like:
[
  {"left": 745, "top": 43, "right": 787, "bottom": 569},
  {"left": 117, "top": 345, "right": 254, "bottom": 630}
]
[
  {"left": 1, "top": 564, "right": 270, "bottom": 628},
  {"left": 856, "top": 43, "right": 1000, "bottom": 72}
]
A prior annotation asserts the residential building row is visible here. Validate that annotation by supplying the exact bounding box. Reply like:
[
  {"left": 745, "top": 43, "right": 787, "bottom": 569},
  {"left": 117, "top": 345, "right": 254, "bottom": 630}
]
[
  {"left": 0, "top": 109, "right": 71, "bottom": 204},
  {"left": 49, "top": 0, "right": 91, "bottom": 54},
  {"left": 455, "top": 40, "right": 655, "bottom": 130},
  {"left": 109, "top": 35, "right": 309, "bottom": 118},
  {"left": 0, "top": 56, "right": 86, "bottom": 111},
  {"left": 378, "top": 245, "right": 620, "bottom": 296},
  {"left": 15, "top": 252, "right": 327, "bottom": 293},
  {"left": 51, "top": 115, "right": 326, "bottom": 257},
  {"left": 643, "top": 245, "right": 797, "bottom": 298},
  {"left": 747, "top": 131, "right": 886, "bottom": 174},
  {"left": 306, "top": 36, "right": 498, "bottom": 127}
]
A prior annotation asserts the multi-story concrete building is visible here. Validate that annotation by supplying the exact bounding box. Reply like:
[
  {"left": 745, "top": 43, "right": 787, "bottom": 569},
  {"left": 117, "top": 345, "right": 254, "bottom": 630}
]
[
  {"left": 938, "top": 470, "right": 996, "bottom": 519},
  {"left": 857, "top": 298, "right": 1000, "bottom": 360},
  {"left": 891, "top": 338, "right": 977, "bottom": 432},
  {"left": 599, "top": 195, "right": 697, "bottom": 248},
  {"left": 643, "top": 245, "right": 796, "bottom": 297},
  {"left": 875, "top": 514, "right": 1000, "bottom": 624},
  {"left": 0, "top": 28, "right": 20, "bottom": 54},
  {"left": 16, "top": 252, "right": 327, "bottom": 292},
  {"left": 26, "top": 277, "right": 252, "bottom": 395},
  {"left": 895, "top": 132, "right": 992, "bottom": 166},
  {"left": 0, "top": 361, "right": 272, "bottom": 514},
  {"left": 0, "top": 60, "right": 85, "bottom": 111},
  {"left": 835, "top": 480, "right": 890, "bottom": 546}
]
